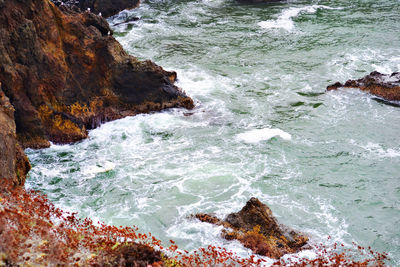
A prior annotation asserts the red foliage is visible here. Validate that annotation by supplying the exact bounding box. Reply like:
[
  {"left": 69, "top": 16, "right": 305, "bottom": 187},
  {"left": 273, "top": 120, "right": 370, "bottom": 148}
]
[{"left": 0, "top": 180, "right": 389, "bottom": 266}]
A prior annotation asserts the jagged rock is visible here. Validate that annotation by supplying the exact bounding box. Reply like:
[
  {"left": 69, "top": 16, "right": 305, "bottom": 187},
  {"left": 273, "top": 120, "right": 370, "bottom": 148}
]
[
  {"left": 195, "top": 197, "right": 308, "bottom": 259},
  {"left": 0, "top": 83, "right": 31, "bottom": 185},
  {"left": 0, "top": 0, "right": 194, "bottom": 149},
  {"left": 51, "top": 0, "right": 140, "bottom": 18},
  {"left": 327, "top": 71, "right": 400, "bottom": 102}
]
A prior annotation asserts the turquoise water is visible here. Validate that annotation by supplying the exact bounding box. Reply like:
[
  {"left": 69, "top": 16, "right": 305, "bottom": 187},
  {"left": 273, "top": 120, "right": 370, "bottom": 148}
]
[{"left": 27, "top": 0, "right": 400, "bottom": 264}]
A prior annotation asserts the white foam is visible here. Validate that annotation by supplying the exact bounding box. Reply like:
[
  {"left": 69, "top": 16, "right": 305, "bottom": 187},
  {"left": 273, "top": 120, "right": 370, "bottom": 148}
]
[
  {"left": 82, "top": 161, "right": 115, "bottom": 178},
  {"left": 258, "top": 5, "right": 341, "bottom": 31},
  {"left": 362, "top": 142, "right": 400, "bottom": 158},
  {"left": 236, "top": 128, "right": 291, "bottom": 143}
]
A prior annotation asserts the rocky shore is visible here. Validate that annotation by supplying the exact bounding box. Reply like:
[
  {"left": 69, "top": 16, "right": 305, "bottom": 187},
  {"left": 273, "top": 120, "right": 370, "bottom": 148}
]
[
  {"left": 0, "top": 0, "right": 193, "bottom": 265},
  {"left": 0, "top": 0, "right": 193, "bottom": 184},
  {"left": 1, "top": 0, "right": 392, "bottom": 266}
]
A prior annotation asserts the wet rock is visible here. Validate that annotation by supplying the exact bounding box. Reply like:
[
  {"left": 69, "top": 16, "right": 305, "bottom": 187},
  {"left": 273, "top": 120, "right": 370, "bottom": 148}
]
[
  {"left": 0, "top": 83, "right": 31, "bottom": 185},
  {"left": 0, "top": 0, "right": 194, "bottom": 149},
  {"left": 195, "top": 197, "right": 308, "bottom": 259},
  {"left": 327, "top": 71, "right": 400, "bottom": 102},
  {"left": 51, "top": 0, "right": 140, "bottom": 18}
]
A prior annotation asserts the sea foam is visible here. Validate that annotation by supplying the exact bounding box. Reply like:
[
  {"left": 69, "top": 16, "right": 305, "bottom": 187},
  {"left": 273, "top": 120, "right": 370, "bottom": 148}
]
[
  {"left": 258, "top": 5, "right": 341, "bottom": 31},
  {"left": 236, "top": 128, "right": 291, "bottom": 143},
  {"left": 82, "top": 161, "right": 116, "bottom": 178}
]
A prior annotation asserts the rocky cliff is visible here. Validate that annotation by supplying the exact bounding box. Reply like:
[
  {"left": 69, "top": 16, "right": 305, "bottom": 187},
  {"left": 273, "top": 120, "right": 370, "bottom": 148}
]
[{"left": 0, "top": 0, "right": 193, "bottom": 183}]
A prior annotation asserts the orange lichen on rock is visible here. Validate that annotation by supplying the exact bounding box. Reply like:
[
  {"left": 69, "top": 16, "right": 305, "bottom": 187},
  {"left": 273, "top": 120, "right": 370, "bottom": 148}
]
[
  {"left": 52, "top": 114, "right": 86, "bottom": 135},
  {"left": 69, "top": 102, "right": 95, "bottom": 118},
  {"left": 235, "top": 225, "right": 282, "bottom": 258}
]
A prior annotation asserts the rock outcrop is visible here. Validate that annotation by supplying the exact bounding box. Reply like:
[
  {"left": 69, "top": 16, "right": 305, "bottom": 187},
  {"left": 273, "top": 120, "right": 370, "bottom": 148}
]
[
  {"left": 51, "top": 0, "right": 140, "bottom": 18},
  {"left": 327, "top": 71, "right": 400, "bottom": 102},
  {"left": 0, "top": 83, "right": 31, "bottom": 185},
  {"left": 0, "top": 0, "right": 194, "bottom": 150},
  {"left": 195, "top": 197, "right": 308, "bottom": 259}
]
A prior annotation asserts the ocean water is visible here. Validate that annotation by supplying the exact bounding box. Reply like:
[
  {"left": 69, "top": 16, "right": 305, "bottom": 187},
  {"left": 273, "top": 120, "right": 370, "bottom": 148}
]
[{"left": 26, "top": 0, "right": 400, "bottom": 264}]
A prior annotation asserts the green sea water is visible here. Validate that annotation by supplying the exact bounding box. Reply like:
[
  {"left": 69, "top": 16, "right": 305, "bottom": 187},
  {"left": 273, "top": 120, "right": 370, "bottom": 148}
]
[{"left": 27, "top": 0, "right": 400, "bottom": 264}]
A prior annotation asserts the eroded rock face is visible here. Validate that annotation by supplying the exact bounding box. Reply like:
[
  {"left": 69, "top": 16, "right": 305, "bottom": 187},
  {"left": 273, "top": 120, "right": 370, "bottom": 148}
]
[
  {"left": 327, "top": 71, "right": 400, "bottom": 102},
  {"left": 52, "top": 0, "right": 140, "bottom": 18},
  {"left": 0, "top": 83, "right": 31, "bottom": 185},
  {"left": 195, "top": 197, "right": 308, "bottom": 259},
  {"left": 0, "top": 0, "right": 194, "bottom": 149}
]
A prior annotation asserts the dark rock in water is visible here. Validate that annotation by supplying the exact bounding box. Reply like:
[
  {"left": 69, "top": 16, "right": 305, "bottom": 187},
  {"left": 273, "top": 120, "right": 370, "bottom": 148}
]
[
  {"left": 195, "top": 197, "right": 309, "bottom": 259},
  {"left": 0, "top": 83, "right": 31, "bottom": 185},
  {"left": 112, "top": 16, "right": 141, "bottom": 27},
  {"left": 51, "top": 0, "right": 140, "bottom": 18},
  {"left": 0, "top": 0, "right": 194, "bottom": 149},
  {"left": 327, "top": 71, "right": 400, "bottom": 102}
]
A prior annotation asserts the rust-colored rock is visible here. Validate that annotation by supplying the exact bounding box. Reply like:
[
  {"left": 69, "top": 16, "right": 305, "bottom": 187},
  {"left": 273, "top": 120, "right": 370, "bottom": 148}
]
[
  {"left": 195, "top": 197, "right": 308, "bottom": 259},
  {"left": 0, "top": 83, "right": 31, "bottom": 185},
  {"left": 52, "top": 0, "right": 140, "bottom": 18},
  {"left": 0, "top": 0, "right": 194, "bottom": 149},
  {"left": 327, "top": 71, "right": 400, "bottom": 102}
]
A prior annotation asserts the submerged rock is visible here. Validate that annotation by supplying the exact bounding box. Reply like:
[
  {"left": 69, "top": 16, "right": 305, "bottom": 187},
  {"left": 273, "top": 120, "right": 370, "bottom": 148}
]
[
  {"left": 195, "top": 197, "right": 308, "bottom": 259},
  {"left": 327, "top": 71, "right": 400, "bottom": 102},
  {"left": 51, "top": 0, "right": 140, "bottom": 18},
  {"left": 0, "top": 0, "right": 194, "bottom": 149},
  {"left": 0, "top": 83, "right": 31, "bottom": 185}
]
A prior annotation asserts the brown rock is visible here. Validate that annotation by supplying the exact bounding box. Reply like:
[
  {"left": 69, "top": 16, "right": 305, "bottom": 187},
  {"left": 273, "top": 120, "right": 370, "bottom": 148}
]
[
  {"left": 195, "top": 213, "right": 224, "bottom": 226},
  {"left": 195, "top": 197, "right": 308, "bottom": 259},
  {"left": 327, "top": 71, "right": 400, "bottom": 102},
  {"left": 0, "top": 0, "right": 194, "bottom": 149},
  {"left": 0, "top": 83, "right": 31, "bottom": 185}
]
